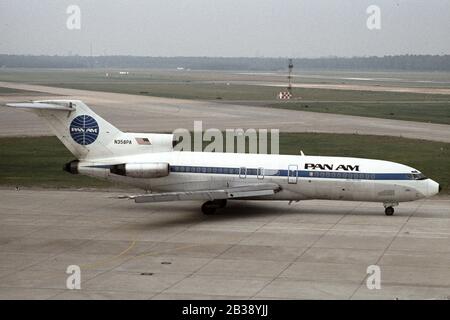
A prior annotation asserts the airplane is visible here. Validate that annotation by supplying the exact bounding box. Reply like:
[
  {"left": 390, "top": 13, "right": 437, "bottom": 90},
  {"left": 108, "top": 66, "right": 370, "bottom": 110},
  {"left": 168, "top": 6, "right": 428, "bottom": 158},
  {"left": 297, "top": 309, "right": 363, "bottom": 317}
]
[{"left": 4, "top": 99, "right": 441, "bottom": 216}]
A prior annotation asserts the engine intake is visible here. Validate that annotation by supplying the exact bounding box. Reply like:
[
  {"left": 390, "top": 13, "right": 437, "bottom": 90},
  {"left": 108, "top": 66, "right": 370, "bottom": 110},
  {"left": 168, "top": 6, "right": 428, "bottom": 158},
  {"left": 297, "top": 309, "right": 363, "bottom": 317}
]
[
  {"left": 110, "top": 162, "right": 169, "bottom": 178},
  {"left": 63, "top": 160, "right": 79, "bottom": 174}
]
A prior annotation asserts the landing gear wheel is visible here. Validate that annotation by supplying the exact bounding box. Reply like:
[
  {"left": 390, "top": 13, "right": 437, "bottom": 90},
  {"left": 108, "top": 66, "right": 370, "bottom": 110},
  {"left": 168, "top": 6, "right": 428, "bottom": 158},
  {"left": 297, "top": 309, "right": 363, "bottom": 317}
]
[
  {"left": 385, "top": 206, "right": 394, "bottom": 216},
  {"left": 201, "top": 201, "right": 216, "bottom": 215},
  {"left": 217, "top": 199, "right": 227, "bottom": 208}
]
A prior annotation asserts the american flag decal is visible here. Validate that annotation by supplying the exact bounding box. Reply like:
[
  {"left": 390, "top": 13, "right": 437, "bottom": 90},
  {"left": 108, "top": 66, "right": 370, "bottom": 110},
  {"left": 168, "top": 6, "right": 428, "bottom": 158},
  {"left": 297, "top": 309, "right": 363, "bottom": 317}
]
[{"left": 135, "top": 137, "right": 151, "bottom": 145}]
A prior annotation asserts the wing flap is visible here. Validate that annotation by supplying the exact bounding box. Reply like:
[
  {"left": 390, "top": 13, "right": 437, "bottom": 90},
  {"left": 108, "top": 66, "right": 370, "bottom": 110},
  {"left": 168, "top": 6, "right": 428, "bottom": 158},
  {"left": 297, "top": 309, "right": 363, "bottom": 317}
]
[
  {"left": 133, "top": 190, "right": 228, "bottom": 203},
  {"left": 227, "top": 189, "right": 276, "bottom": 198},
  {"left": 122, "top": 183, "right": 280, "bottom": 203}
]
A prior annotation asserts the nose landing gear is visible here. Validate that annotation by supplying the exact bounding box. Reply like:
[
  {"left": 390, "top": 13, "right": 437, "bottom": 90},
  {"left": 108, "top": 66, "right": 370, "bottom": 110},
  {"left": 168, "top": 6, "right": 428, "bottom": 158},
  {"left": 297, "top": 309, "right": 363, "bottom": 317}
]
[
  {"left": 383, "top": 202, "right": 398, "bottom": 216},
  {"left": 384, "top": 206, "right": 394, "bottom": 216}
]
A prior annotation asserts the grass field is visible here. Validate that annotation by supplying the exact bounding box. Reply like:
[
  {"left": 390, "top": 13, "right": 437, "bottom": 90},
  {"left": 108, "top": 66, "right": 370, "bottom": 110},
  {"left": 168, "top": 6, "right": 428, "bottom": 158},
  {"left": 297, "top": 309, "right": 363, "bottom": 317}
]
[
  {"left": 0, "top": 134, "right": 448, "bottom": 193},
  {"left": 0, "top": 87, "right": 43, "bottom": 95},
  {"left": 0, "top": 136, "right": 112, "bottom": 189},
  {"left": 2, "top": 68, "right": 450, "bottom": 87},
  {"left": 1, "top": 68, "right": 449, "bottom": 124},
  {"left": 268, "top": 101, "right": 450, "bottom": 124}
]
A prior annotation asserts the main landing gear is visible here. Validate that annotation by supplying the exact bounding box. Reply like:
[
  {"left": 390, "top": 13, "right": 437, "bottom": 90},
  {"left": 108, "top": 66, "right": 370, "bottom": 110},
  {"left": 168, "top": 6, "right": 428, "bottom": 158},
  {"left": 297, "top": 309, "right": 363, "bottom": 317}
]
[
  {"left": 201, "top": 199, "right": 227, "bottom": 215},
  {"left": 383, "top": 202, "right": 398, "bottom": 216}
]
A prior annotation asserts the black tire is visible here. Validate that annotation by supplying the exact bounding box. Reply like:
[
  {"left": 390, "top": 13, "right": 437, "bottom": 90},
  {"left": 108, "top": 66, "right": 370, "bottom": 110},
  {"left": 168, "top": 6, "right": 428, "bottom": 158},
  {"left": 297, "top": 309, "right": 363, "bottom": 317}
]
[
  {"left": 385, "top": 206, "right": 394, "bottom": 216},
  {"left": 201, "top": 201, "right": 216, "bottom": 215},
  {"left": 217, "top": 199, "right": 227, "bottom": 208}
]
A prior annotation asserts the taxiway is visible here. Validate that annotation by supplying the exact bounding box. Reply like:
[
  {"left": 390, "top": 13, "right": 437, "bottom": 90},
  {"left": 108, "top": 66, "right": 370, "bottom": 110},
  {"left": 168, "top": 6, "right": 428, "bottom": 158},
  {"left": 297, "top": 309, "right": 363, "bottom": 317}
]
[
  {"left": 1, "top": 81, "right": 450, "bottom": 143},
  {"left": 0, "top": 189, "right": 449, "bottom": 300}
]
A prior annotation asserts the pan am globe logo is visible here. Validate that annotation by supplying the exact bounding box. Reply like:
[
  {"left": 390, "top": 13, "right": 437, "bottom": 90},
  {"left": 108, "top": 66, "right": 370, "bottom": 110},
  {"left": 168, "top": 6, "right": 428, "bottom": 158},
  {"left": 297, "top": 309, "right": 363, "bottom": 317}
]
[{"left": 70, "top": 115, "right": 99, "bottom": 145}]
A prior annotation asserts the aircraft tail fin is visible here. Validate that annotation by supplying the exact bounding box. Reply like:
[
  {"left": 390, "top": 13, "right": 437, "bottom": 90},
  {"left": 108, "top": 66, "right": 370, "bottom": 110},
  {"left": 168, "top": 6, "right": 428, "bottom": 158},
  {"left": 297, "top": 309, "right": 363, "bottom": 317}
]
[
  {"left": 6, "top": 100, "right": 122, "bottom": 160},
  {"left": 5, "top": 100, "right": 175, "bottom": 160}
]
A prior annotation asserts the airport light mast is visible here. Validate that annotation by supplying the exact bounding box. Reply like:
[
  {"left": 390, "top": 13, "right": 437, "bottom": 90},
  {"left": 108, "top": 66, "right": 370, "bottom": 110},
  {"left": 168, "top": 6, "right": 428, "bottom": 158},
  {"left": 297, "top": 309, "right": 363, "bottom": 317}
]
[
  {"left": 287, "top": 58, "right": 293, "bottom": 93},
  {"left": 277, "top": 58, "right": 294, "bottom": 100}
]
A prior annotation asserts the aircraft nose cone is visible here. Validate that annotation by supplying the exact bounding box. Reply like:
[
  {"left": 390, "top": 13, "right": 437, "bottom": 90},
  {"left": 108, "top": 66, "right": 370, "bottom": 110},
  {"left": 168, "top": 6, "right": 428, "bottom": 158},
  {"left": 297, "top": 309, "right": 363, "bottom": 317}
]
[{"left": 427, "top": 179, "right": 440, "bottom": 197}]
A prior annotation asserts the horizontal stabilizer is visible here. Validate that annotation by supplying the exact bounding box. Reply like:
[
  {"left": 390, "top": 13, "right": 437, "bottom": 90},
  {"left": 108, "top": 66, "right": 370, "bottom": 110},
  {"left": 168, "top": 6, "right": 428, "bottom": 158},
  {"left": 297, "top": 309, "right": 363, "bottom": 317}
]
[{"left": 5, "top": 102, "right": 75, "bottom": 111}]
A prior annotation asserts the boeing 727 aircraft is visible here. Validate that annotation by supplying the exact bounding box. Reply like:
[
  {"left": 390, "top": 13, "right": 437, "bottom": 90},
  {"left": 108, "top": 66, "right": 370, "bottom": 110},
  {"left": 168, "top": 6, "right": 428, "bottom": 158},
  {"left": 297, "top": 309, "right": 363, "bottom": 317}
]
[{"left": 5, "top": 100, "right": 440, "bottom": 215}]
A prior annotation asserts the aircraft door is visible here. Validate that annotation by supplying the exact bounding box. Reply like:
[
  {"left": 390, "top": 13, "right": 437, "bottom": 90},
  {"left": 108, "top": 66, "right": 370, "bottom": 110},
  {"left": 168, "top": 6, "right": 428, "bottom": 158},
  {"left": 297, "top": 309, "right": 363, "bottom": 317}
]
[
  {"left": 239, "top": 167, "right": 247, "bottom": 179},
  {"left": 288, "top": 165, "right": 298, "bottom": 184},
  {"left": 257, "top": 167, "right": 264, "bottom": 180}
]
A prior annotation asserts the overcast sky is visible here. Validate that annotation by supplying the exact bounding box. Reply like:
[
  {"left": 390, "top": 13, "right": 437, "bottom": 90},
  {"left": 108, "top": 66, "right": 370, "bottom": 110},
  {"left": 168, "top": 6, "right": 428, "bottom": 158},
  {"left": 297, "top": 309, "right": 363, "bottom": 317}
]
[{"left": 1, "top": 0, "right": 449, "bottom": 57}]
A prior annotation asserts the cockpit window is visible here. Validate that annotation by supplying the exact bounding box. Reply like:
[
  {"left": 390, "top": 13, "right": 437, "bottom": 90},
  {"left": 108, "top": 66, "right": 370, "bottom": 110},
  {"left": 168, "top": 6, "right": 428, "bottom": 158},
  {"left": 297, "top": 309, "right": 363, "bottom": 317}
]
[{"left": 412, "top": 173, "right": 427, "bottom": 180}]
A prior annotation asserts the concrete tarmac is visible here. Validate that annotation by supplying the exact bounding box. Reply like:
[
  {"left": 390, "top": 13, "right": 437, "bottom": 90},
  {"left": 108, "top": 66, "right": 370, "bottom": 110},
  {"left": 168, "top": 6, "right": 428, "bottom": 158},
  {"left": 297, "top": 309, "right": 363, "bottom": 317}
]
[
  {"left": 1, "top": 81, "right": 450, "bottom": 143},
  {"left": 0, "top": 189, "right": 449, "bottom": 300}
]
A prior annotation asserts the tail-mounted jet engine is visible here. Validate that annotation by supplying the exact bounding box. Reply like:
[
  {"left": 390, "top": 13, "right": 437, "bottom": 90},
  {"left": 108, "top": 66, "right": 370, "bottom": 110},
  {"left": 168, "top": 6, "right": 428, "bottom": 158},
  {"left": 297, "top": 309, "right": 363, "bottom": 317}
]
[
  {"left": 63, "top": 160, "right": 79, "bottom": 174},
  {"left": 110, "top": 163, "right": 169, "bottom": 178}
]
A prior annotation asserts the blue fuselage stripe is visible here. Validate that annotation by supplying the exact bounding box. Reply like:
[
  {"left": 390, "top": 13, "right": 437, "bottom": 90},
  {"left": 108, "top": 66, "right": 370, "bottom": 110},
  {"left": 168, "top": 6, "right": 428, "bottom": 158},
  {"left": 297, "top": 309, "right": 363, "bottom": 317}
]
[
  {"left": 89, "top": 164, "right": 415, "bottom": 181},
  {"left": 168, "top": 165, "right": 413, "bottom": 181}
]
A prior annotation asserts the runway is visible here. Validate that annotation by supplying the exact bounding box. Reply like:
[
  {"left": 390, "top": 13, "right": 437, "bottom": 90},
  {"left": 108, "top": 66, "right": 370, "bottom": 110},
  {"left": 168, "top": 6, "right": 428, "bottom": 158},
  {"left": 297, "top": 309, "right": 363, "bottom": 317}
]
[
  {"left": 0, "top": 189, "right": 449, "bottom": 299},
  {"left": 251, "top": 81, "right": 450, "bottom": 95},
  {"left": 1, "top": 81, "right": 450, "bottom": 143}
]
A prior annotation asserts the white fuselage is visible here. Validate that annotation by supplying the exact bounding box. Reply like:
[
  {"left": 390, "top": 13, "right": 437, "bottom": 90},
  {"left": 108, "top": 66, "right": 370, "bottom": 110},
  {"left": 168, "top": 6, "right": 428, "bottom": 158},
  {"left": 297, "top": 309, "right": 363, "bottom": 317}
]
[
  {"left": 6, "top": 99, "right": 439, "bottom": 208},
  {"left": 78, "top": 151, "right": 440, "bottom": 203}
]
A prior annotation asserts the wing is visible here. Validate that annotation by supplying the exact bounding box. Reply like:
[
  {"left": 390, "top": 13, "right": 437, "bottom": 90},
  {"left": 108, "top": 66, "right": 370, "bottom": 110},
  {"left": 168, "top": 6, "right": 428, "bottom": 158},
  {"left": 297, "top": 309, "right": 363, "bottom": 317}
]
[{"left": 119, "top": 183, "right": 281, "bottom": 203}]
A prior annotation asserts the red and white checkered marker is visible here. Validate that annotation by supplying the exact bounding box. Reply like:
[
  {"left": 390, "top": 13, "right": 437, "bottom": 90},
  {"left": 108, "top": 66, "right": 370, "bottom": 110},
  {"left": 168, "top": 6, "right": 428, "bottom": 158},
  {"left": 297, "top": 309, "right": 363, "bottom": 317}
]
[{"left": 278, "top": 91, "right": 292, "bottom": 99}]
